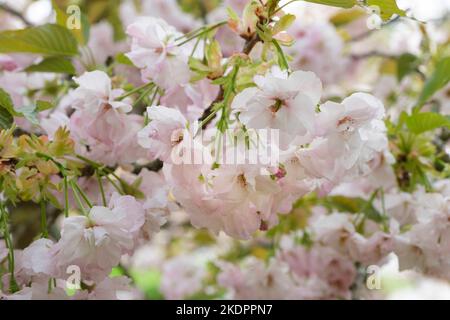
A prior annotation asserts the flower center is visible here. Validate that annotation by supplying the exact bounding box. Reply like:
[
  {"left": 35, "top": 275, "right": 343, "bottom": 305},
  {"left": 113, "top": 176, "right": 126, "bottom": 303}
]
[
  {"left": 237, "top": 174, "right": 247, "bottom": 188},
  {"left": 170, "top": 129, "right": 184, "bottom": 146},
  {"left": 269, "top": 99, "right": 284, "bottom": 114},
  {"left": 337, "top": 116, "right": 356, "bottom": 132}
]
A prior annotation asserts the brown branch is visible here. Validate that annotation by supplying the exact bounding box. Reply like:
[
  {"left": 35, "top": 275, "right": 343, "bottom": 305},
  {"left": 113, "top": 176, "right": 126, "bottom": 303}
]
[
  {"left": 349, "top": 16, "right": 401, "bottom": 43},
  {"left": 0, "top": 4, "right": 32, "bottom": 26},
  {"left": 199, "top": 34, "right": 261, "bottom": 128},
  {"left": 350, "top": 51, "right": 397, "bottom": 60}
]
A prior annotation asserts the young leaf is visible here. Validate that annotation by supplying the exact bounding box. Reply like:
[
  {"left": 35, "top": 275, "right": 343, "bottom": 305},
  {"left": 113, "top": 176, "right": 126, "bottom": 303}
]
[
  {"left": 226, "top": 6, "right": 240, "bottom": 21},
  {"left": 330, "top": 8, "right": 366, "bottom": 26},
  {"left": 0, "top": 88, "right": 15, "bottom": 115},
  {"left": 416, "top": 56, "right": 450, "bottom": 108},
  {"left": 272, "top": 39, "right": 289, "bottom": 70},
  {"left": 115, "top": 53, "right": 133, "bottom": 66},
  {"left": 397, "top": 53, "right": 419, "bottom": 82},
  {"left": 273, "top": 14, "right": 296, "bottom": 35},
  {"left": 367, "top": 0, "right": 406, "bottom": 21},
  {"left": 0, "top": 108, "right": 13, "bottom": 129},
  {"left": 406, "top": 112, "right": 450, "bottom": 134},
  {"left": 16, "top": 105, "right": 39, "bottom": 125},
  {"left": 36, "top": 100, "right": 54, "bottom": 112},
  {"left": 0, "top": 24, "right": 78, "bottom": 56},
  {"left": 52, "top": 0, "right": 90, "bottom": 45},
  {"left": 25, "top": 57, "right": 76, "bottom": 74}
]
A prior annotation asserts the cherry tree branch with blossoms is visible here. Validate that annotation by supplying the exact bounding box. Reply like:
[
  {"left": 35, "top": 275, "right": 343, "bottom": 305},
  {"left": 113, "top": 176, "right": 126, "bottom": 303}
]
[{"left": 0, "top": 0, "right": 449, "bottom": 300}]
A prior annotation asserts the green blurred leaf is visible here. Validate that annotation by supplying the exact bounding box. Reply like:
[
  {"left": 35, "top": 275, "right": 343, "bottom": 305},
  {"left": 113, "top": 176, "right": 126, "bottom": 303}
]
[
  {"left": 273, "top": 14, "right": 296, "bottom": 35},
  {"left": 130, "top": 269, "right": 163, "bottom": 300},
  {"left": 406, "top": 112, "right": 450, "bottom": 134},
  {"left": 25, "top": 57, "right": 76, "bottom": 74},
  {"left": 0, "top": 89, "right": 53, "bottom": 125},
  {"left": 36, "top": 100, "right": 54, "bottom": 112},
  {"left": 327, "top": 196, "right": 385, "bottom": 223},
  {"left": 16, "top": 105, "right": 39, "bottom": 125},
  {"left": 367, "top": 0, "right": 406, "bottom": 20},
  {"left": 52, "top": 0, "right": 90, "bottom": 45},
  {"left": 397, "top": 53, "right": 419, "bottom": 82},
  {"left": 416, "top": 56, "right": 450, "bottom": 108},
  {"left": 0, "top": 88, "right": 15, "bottom": 115},
  {"left": 0, "top": 88, "right": 16, "bottom": 129},
  {"left": 107, "top": 0, "right": 126, "bottom": 41},
  {"left": 115, "top": 53, "right": 133, "bottom": 66},
  {"left": 330, "top": 8, "right": 366, "bottom": 26},
  {"left": 0, "top": 24, "right": 78, "bottom": 56},
  {"left": 226, "top": 6, "right": 239, "bottom": 21},
  {"left": 0, "top": 107, "right": 13, "bottom": 129}
]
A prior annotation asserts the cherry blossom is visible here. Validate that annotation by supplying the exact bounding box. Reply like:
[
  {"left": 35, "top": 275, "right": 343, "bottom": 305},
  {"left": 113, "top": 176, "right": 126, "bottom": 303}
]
[{"left": 126, "top": 17, "right": 191, "bottom": 89}]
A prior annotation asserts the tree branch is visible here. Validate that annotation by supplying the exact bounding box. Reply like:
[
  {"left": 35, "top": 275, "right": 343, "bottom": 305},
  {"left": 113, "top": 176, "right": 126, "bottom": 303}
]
[
  {"left": 199, "top": 34, "right": 261, "bottom": 127},
  {"left": 0, "top": 4, "right": 32, "bottom": 26}
]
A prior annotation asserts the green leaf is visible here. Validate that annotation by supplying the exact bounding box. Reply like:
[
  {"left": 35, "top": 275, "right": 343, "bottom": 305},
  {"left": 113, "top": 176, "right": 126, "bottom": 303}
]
[
  {"left": 0, "top": 88, "right": 15, "bottom": 115},
  {"left": 272, "top": 39, "right": 289, "bottom": 70},
  {"left": 0, "top": 89, "right": 53, "bottom": 125},
  {"left": 226, "top": 6, "right": 239, "bottom": 21},
  {"left": 330, "top": 8, "right": 366, "bottom": 26},
  {"left": 115, "top": 53, "right": 133, "bottom": 66},
  {"left": 302, "top": 0, "right": 357, "bottom": 9},
  {"left": 25, "top": 57, "right": 76, "bottom": 74},
  {"left": 188, "top": 57, "right": 211, "bottom": 73},
  {"left": 0, "top": 108, "right": 13, "bottom": 129},
  {"left": 406, "top": 112, "right": 450, "bottom": 134},
  {"left": 397, "top": 53, "right": 419, "bottom": 82},
  {"left": 327, "top": 196, "right": 385, "bottom": 223},
  {"left": 107, "top": 0, "right": 126, "bottom": 41},
  {"left": 367, "top": 0, "right": 406, "bottom": 21},
  {"left": 0, "top": 24, "right": 78, "bottom": 56},
  {"left": 416, "top": 56, "right": 450, "bottom": 108},
  {"left": 16, "top": 105, "right": 39, "bottom": 125},
  {"left": 273, "top": 14, "right": 296, "bottom": 35},
  {"left": 36, "top": 100, "right": 54, "bottom": 112},
  {"left": 52, "top": 0, "right": 90, "bottom": 45}
]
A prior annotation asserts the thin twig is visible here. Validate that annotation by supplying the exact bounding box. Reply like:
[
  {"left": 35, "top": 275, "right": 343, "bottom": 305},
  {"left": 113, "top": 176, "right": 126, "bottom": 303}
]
[
  {"left": 349, "top": 16, "right": 401, "bottom": 43},
  {"left": 0, "top": 4, "right": 32, "bottom": 26},
  {"left": 198, "top": 34, "right": 261, "bottom": 128}
]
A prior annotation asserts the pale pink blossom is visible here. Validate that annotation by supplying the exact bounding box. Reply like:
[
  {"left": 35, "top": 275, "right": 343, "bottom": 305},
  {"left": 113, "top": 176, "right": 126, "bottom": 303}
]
[
  {"left": 22, "top": 239, "right": 58, "bottom": 277},
  {"left": 53, "top": 194, "right": 146, "bottom": 281},
  {"left": 217, "top": 258, "right": 302, "bottom": 300},
  {"left": 287, "top": 21, "right": 348, "bottom": 85},
  {"left": 80, "top": 276, "right": 142, "bottom": 300},
  {"left": 161, "top": 79, "right": 220, "bottom": 121},
  {"left": 120, "top": 0, "right": 200, "bottom": 34},
  {"left": 137, "top": 106, "right": 188, "bottom": 162},
  {"left": 71, "top": 71, "right": 132, "bottom": 114},
  {"left": 0, "top": 55, "right": 18, "bottom": 71},
  {"left": 231, "top": 66, "right": 321, "bottom": 147},
  {"left": 298, "top": 93, "right": 391, "bottom": 188},
  {"left": 278, "top": 242, "right": 356, "bottom": 299},
  {"left": 69, "top": 108, "right": 146, "bottom": 166},
  {"left": 126, "top": 17, "right": 191, "bottom": 89},
  {"left": 160, "top": 254, "right": 207, "bottom": 299},
  {"left": 393, "top": 187, "right": 450, "bottom": 280}
]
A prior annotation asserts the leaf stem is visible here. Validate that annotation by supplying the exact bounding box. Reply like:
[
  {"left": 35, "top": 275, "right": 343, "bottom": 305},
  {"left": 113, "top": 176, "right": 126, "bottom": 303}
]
[
  {"left": 0, "top": 203, "right": 19, "bottom": 293},
  {"left": 96, "top": 170, "right": 107, "bottom": 207},
  {"left": 70, "top": 180, "right": 88, "bottom": 215},
  {"left": 115, "top": 82, "right": 154, "bottom": 101},
  {"left": 40, "top": 198, "right": 48, "bottom": 238},
  {"left": 177, "top": 21, "right": 227, "bottom": 46}
]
